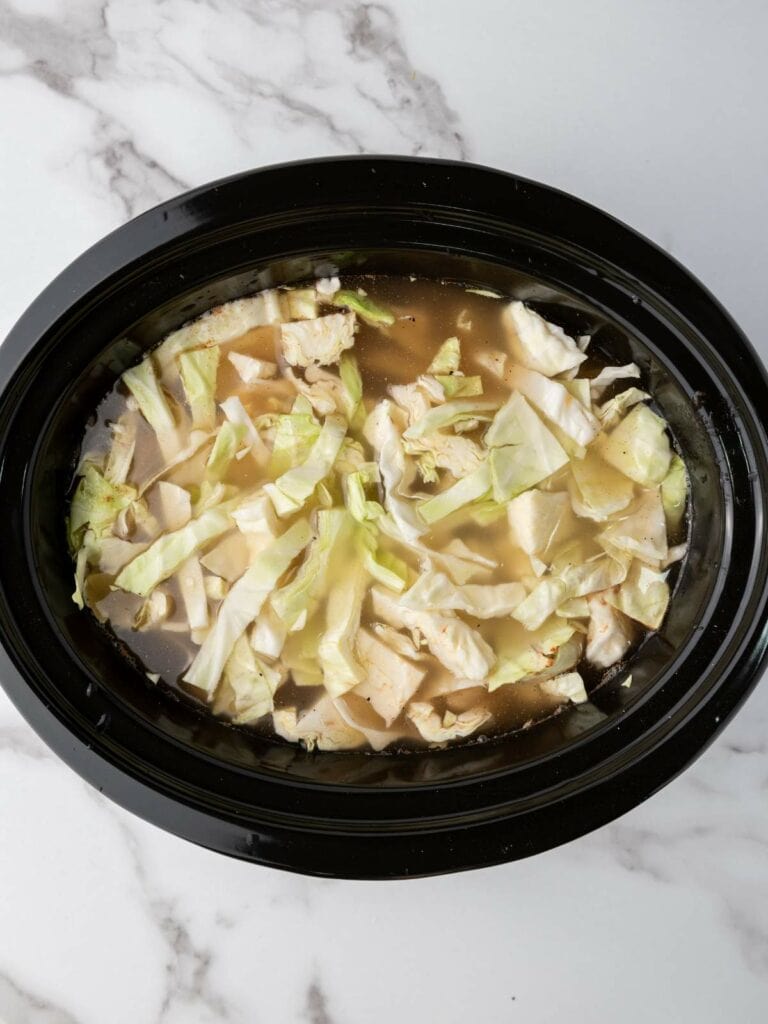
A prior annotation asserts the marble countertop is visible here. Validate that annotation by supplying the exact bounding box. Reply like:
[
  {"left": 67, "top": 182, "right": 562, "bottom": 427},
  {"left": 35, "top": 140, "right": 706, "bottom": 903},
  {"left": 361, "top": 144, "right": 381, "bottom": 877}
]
[{"left": 1, "top": 1, "right": 767, "bottom": 1021}]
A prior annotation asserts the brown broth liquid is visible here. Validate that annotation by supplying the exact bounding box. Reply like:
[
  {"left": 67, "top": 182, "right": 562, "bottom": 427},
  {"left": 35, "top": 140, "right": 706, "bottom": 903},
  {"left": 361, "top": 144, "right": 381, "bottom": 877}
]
[{"left": 78, "top": 276, "right": 640, "bottom": 749}]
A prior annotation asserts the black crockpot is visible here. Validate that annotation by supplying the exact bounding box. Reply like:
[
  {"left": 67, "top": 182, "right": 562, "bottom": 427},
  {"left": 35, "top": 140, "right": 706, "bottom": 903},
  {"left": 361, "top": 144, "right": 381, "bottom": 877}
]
[{"left": 1, "top": 157, "right": 766, "bottom": 878}]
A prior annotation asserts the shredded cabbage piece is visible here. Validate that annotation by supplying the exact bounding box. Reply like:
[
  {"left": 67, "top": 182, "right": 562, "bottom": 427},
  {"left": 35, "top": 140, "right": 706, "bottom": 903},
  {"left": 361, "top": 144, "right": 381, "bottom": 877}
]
[
  {"left": 179, "top": 347, "right": 220, "bottom": 431},
  {"left": 123, "top": 357, "right": 178, "bottom": 458},
  {"left": 332, "top": 290, "right": 395, "bottom": 327},
  {"left": 661, "top": 454, "right": 688, "bottom": 533},
  {"left": 600, "top": 404, "right": 672, "bottom": 486},
  {"left": 184, "top": 518, "right": 312, "bottom": 694},
  {"left": 228, "top": 351, "right": 277, "bottom": 384},
  {"left": 403, "top": 399, "right": 499, "bottom": 440},
  {"left": 428, "top": 336, "right": 461, "bottom": 374},
  {"left": 540, "top": 671, "right": 588, "bottom": 704},
  {"left": 371, "top": 587, "right": 495, "bottom": 681},
  {"left": 281, "top": 312, "right": 356, "bottom": 367},
  {"left": 503, "top": 301, "right": 586, "bottom": 377},
  {"left": 401, "top": 571, "right": 525, "bottom": 618},
  {"left": 353, "top": 628, "right": 426, "bottom": 725},
  {"left": 407, "top": 702, "right": 491, "bottom": 743},
  {"left": 508, "top": 366, "right": 600, "bottom": 446},
  {"left": 605, "top": 562, "right": 670, "bottom": 629},
  {"left": 418, "top": 462, "right": 491, "bottom": 524},
  {"left": 265, "top": 414, "right": 347, "bottom": 517},
  {"left": 69, "top": 465, "right": 137, "bottom": 548},
  {"left": 115, "top": 507, "right": 234, "bottom": 597},
  {"left": 273, "top": 697, "right": 365, "bottom": 751},
  {"left": 586, "top": 593, "right": 633, "bottom": 668},
  {"left": 155, "top": 293, "right": 282, "bottom": 370}
]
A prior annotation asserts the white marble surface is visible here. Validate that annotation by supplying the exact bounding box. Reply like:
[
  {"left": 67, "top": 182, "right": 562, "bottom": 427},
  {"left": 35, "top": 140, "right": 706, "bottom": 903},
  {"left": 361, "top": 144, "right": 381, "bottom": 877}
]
[{"left": 1, "top": 1, "right": 767, "bottom": 1020}]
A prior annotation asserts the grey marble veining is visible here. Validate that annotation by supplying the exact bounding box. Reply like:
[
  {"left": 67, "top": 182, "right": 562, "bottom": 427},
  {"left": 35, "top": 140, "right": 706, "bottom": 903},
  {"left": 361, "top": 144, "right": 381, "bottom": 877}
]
[{"left": 1, "top": 1, "right": 767, "bottom": 1022}]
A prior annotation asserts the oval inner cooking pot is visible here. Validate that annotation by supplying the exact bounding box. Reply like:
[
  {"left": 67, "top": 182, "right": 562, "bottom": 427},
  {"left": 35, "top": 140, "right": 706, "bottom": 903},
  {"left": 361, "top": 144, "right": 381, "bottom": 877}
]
[{"left": 0, "top": 156, "right": 767, "bottom": 878}]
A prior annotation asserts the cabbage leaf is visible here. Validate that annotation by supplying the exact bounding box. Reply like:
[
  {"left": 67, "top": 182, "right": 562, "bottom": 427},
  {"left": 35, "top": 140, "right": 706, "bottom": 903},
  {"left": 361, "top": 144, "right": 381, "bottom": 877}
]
[
  {"left": 503, "top": 300, "right": 586, "bottom": 376},
  {"left": 183, "top": 518, "right": 311, "bottom": 694},
  {"left": 179, "top": 346, "right": 220, "bottom": 431},
  {"left": 115, "top": 506, "right": 233, "bottom": 597}
]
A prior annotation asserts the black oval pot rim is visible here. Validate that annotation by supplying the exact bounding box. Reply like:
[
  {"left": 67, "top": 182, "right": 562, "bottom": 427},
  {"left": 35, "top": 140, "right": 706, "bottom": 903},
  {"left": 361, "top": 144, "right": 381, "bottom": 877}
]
[{"left": 1, "top": 155, "right": 768, "bottom": 879}]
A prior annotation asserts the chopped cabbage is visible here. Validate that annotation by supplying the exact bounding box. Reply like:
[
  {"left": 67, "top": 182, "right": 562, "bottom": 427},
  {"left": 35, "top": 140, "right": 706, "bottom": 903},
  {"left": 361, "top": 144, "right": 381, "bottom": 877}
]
[
  {"left": 401, "top": 571, "right": 525, "bottom": 618},
  {"left": 606, "top": 562, "right": 670, "bottom": 629},
  {"left": 586, "top": 594, "right": 633, "bottom": 668},
  {"left": 230, "top": 493, "right": 279, "bottom": 541},
  {"left": 224, "top": 635, "right": 281, "bottom": 723},
  {"left": 503, "top": 301, "right": 586, "bottom": 376},
  {"left": 507, "top": 366, "right": 600, "bottom": 446},
  {"left": 339, "top": 351, "right": 364, "bottom": 423},
  {"left": 512, "top": 554, "right": 627, "bottom": 631},
  {"left": 283, "top": 365, "right": 343, "bottom": 417},
  {"left": 484, "top": 393, "right": 568, "bottom": 502},
  {"left": 115, "top": 507, "right": 233, "bottom": 597},
  {"left": 200, "top": 532, "right": 251, "bottom": 581},
  {"left": 371, "top": 587, "right": 495, "bottom": 681},
  {"left": 540, "top": 671, "right": 588, "bottom": 704},
  {"left": 407, "top": 702, "right": 491, "bottom": 743},
  {"left": 155, "top": 293, "right": 282, "bottom": 370},
  {"left": 343, "top": 467, "right": 385, "bottom": 523},
  {"left": 404, "top": 432, "right": 484, "bottom": 481},
  {"left": 228, "top": 351, "right": 277, "bottom": 384},
  {"left": 315, "top": 276, "right": 340, "bottom": 297},
  {"left": 250, "top": 603, "right": 288, "bottom": 661},
  {"left": 283, "top": 287, "right": 318, "bottom": 321},
  {"left": 155, "top": 481, "right": 191, "bottom": 532},
  {"left": 206, "top": 421, "right": 246, "bottom": 482},
  {"left": 370, "top": 622, "right": 426, "bottom": 660},
  {"left": 179, "top": 347, "right": 220, "bottom": 431},
  {"left": 389, "top": 383, "right": 432, "bottom": 426},
  {"left": 599, "top": 488, "right": 668, "bottom": 565},
  {"left": 569, "top": 449, "right": 635, "bottom": 520},
  {"left": 418, "top": 462, "right": 491, "bottom": 524},
  {"left": 71, "top": 278, "right": 690, "bottom": 755},
  {"left": 601, "top": 404, "right": 672, "bottom": 486},
  {"left": 589, "top": 363, "right": 641, "bottom": 397},
  {"left": 69, "top": 465, "right": 137, "bottom": 548},
  {"left": 488, "top": 619, "right": 580, "bottom": 691},
  {"left": 133, "top": 589, "right": 172, "bottom": 631},
  {"left": 597, "top": 387, "right": 650, "bottom": 429},
  {"left": 364, "top": 400, "right": 426, "bottom": 542},
  {"left": 268, "top": 406, "right": 321, "bottom": 477},
  {"left": 333, "top": 696, "right": 395, "bottom": 752},
  {"left": 661, "top": 454, "right": 688, "bottom": 533},
  {"left": 403, "top": 399, "right": 499, "bottom": 440},
  {"left": 273, "top": 697, "right": 365, "bottom": 751},
  {"left": 428, "top": 374, "right": 484, "bottom": 399},
  {"left": 265, "top": 414, "right": 346, "bottom": 517},
  {"left": 123, "top": 357, "right": 178, "bottom": 457},
  {"left": 353, "top": 628, "right": 426, "bottom": 725},
  {"left": 93, "top": 536, "right": 147, "bottom": 574},
  {"left": 104, "top": 415, "right": 137, "bottom": 485},
  {"left": 123, "top": 357, "right": 175, "bottom": 434},
  {"left": 281, "top": 312, "right": 356, "bottom": 367},
  {"left": 507, "top": 489, "right": 570, "bottom": 556},
  {"left": 427, "top": 336, "right": 461, "bottom": 374},
  {"left": 332, "top": 290, "right": 395, "bottom": 327},
  {"left": 362, "top": 541, "right": 409, "bottom": 593},
  {"left": 271, "top": 509, "right": 351, "bottom": 629},
  {"left": 177, "top": 555, "right": 208, "bottom": 631},
  {"left": 318, "top": 559, "right": 368, "bottom": 697},
  {"left": 220, "top": 396, "right": 268, "bottom": 462},
  {"left": 184, "top": 518, "right": 311, "bottom": 694}
]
